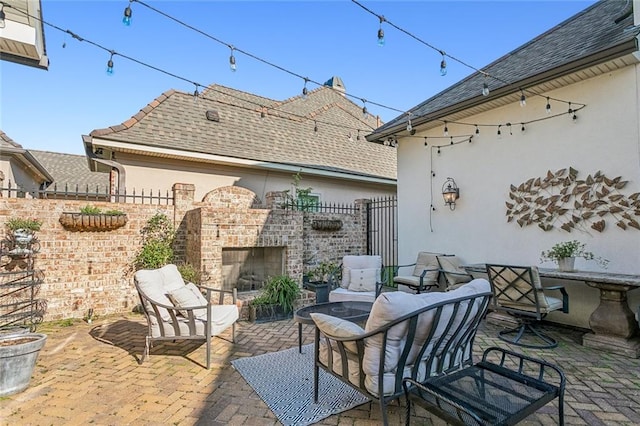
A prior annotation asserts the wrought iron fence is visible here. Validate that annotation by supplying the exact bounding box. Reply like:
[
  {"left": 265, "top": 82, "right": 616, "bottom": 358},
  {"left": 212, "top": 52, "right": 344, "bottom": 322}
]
[
  {"left": 0, "top": 181, "right": 173, "bottom": 205},
  {"left": 366, "top": 196, "right": 398, "bottom": 284},
  {"left": 282, "top": 200, "right": 358, "bottom": 213}
]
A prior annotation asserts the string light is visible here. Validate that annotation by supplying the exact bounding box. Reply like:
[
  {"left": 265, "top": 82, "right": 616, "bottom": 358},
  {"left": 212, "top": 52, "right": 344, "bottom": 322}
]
[
  {"left": 229, "top": 46, "right": 236, "bottom": 72},
  {"left": 0, "top": 4, "right": 6, "bottom": 29},
  {"left": 475, "top": 125, "right": 480, "bottom": 135},
  {"left": 356, "top": 130, "right": 361, "bottom": 140},
  {"left": 497, "top": 125, "right": 502, "bottom": 137},
  {"left": 437, "top": 147, "right": 441, "bottom": 154},
  {"left": 546, "top": 97, "right": 552, "bottom": 114},
  {"left": 439, "top": 51, "right": 447, "bottom": 76},
  {"left": 482, "top": 75, "right": 490, "bottom": 96},
  {"left": 450, "top": 137, "right": 454, "bottom": 145},
  {"left": 193, "top": 84, "right": 200, "bottom": 103},
  {"left": 302, "top": 78, "right": 309, "bottom": 99},
  {"left": 377, "top": 15, "right": 385, "bottom": 46},
  {"left": 313, "top": 121, "right": 318, "bottom": 133},
  {"left": 106, "top": 51, "right": 115, "bottom": 75},
  {"left": 122, "top": 1, "right": 132, "bottom": 26},
  {"left": 424, "top": 137, "right": 428, "bottom": 147},
  {"left": 568, "top": 102, "right": 573, "bottom": 118},
  {"left": 520, "top": 90, "right": 526, "bottom": 107},
  {"left": 506, "top": 122, "right": 512, "bottom": 135},
  {"left": 443, "top": 121, "right": 449, "bottom": 136},
  {"left": 521, "top": 123, "right": 526, "bottom": 132},
  {"left": 406, "top": 114, "right": 413, "bottom": 132},
  {"left": 361, "top": 99, "right": 368, "bottom": 118},
  {"left": 260, "top": 106, "right": 266, "bottom": 119}
]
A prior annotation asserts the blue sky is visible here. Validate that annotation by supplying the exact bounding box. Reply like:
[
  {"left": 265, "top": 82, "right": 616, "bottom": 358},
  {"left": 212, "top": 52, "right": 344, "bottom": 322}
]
[{"left": 1, "top": 0, "right": 597, "bottom": 155}]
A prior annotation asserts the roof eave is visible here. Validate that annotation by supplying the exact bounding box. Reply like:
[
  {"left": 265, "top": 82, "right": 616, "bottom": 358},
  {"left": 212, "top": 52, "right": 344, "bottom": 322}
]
[{"left": 367, "top": 37, "right": 640, "bottom": 143}]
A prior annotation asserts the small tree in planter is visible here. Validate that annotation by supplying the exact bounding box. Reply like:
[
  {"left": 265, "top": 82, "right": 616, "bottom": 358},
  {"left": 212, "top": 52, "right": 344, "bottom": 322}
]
[{"left": 249, "top": 275, "right": 301, "bottom": 323}]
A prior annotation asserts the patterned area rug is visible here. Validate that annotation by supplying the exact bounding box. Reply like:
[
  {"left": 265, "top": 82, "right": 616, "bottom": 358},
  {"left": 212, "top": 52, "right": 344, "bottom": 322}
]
[{"left": 231, "top": 344, "right": 370, "bottom": 425}]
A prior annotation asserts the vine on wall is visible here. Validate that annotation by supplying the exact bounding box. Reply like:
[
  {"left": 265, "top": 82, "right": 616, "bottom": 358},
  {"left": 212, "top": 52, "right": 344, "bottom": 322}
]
[{"left": 506, "top": 167, "right": 640, "bottom": 234}]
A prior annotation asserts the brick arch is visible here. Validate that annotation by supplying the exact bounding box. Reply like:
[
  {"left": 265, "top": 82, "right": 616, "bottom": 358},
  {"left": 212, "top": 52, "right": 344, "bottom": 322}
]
[{"left": 201, "top": 186, "right": 262, "bottom": 209}]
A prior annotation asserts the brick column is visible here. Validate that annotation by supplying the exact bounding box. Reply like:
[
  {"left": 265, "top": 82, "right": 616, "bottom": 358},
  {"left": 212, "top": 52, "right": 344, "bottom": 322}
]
[{"left": 172, "top": 183, "right": 195, "bottom": 263}]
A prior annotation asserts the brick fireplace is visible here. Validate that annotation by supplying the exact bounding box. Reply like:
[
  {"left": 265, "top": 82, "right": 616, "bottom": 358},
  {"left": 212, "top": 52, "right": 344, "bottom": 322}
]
[{"left": 185, "top": 186, "right": 304, "bottom": 291}]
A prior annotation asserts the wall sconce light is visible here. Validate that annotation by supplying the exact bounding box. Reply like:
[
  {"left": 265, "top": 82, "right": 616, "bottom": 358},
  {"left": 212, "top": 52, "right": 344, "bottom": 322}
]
[{"left": 442, "top": 177, "right": 460, "bottom": 210}]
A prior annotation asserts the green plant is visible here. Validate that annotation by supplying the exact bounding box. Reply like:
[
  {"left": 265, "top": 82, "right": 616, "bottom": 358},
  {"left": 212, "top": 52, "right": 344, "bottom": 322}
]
[
  {"left": 540, "top": 240, "right": 609, "bottom": 268},
  {"left": 306, "top": 261, "right": 339, "bottom": 283},
  {"left": 79, "top": 205, "right": 102, "bottom": 214},
  {"left": 134, "top": 212, "right": 175, "bottom": 270},
  {"left": 282, "top": 171, "right": 318, "bottom": 211},
  {"left": 79, "top": 205, "right": 125, "bottom": 215},
  {"left": 6, "top": 218, "right": 42, "bottom": 232},
  {"left": 250, "top": 275, "right": 300, "bottom": 313},
  {"left": 177, "top": 263, "right": 201, "bottom": 283}
]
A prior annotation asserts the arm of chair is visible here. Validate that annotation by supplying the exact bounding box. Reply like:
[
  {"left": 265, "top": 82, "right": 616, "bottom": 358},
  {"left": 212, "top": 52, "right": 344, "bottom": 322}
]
[
  {"left": 543, "top": 285, "right": 569, "bottom": 313},
  {"left": 419, "top": 268, "right": 441, "bottom": 292},
  {"left": 196, "top": 284, "right": 238, "bottom": 305}
]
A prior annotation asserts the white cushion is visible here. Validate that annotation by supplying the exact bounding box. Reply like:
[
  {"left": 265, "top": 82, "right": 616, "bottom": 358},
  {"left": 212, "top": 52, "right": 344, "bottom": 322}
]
[
  {"left": 167, "top": 282, "right": 208, "bottom": 319},
  {"left": 310, "top": 313, "right": 365, "bottom": 353},
  {"left": 135, "top": 264, "right": 186, "bottom": 322},
  {"left": 437, "top": 255, "right": 472, "bottom": 286},
  {"left": 340, "top": 255, "right": 382, "bottom": 289},
  {"left": 329, "top": 288, "right": 377, "bottom": 303},
  {"left": 362, "top": 279, "right": 491, "bottom": 396},
  {"left": 347, "top": 268, "right": 378, "bottom": 292}
]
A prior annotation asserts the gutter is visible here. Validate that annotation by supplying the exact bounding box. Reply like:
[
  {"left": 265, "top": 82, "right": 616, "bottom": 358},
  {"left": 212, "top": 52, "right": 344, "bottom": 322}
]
[
  {"left": 367, "top": 38, "right": 640, "bottom": 142},
  {"left": 1, "top": 145, "right": 54, "bottom": 183},
  {"left": 82, "top": 134, "right": 126, "bottom": 195}
]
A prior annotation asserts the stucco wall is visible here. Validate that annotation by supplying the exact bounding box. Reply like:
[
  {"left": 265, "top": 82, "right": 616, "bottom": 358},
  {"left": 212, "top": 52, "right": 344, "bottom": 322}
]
[
  {"left": 114, "top": 152, "right": 395, "bottom": 203},
  {"left": 395, "top": 66, "right": 640, "bottom": 328}
]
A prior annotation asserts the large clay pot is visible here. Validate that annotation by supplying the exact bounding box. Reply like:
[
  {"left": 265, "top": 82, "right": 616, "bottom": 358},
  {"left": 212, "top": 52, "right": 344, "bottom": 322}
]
[{"left": 0, "top": 333, "right": 47, "bottom": 397}]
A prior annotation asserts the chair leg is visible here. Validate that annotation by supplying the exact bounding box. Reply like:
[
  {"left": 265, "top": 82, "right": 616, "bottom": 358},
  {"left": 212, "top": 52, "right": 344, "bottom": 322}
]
[
  {"left": 206, "top": 332, "right": 211, "bottom": 370},
  {"left": 498, "top": 322, "right": 558, "bottom": 349},
  {"left": 142, "top": 336, "right": 150, "bottom": 363},
  {"left": 232, "top": 322, "right": 236, "bottom": 343},
  {"left": 380, "top": 398, "right": 388, "bottom": 426}
]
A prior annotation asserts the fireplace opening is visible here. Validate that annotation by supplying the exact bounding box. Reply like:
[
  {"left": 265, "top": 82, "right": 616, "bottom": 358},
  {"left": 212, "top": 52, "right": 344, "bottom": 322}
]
[{"left": 222, "top": 247, "right": 285, "bottom": 292}]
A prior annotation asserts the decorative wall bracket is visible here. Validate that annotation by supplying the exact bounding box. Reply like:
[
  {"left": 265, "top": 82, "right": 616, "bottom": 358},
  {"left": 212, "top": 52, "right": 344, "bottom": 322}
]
[
  {"left": 311, "top": 219, "right": 343, "bottom": 231},
  {"left": 59, "top": 213, "right": 128, "bottom": 232},
  {"left": 506, "top": 167, "right": 640, "bottom": 234}
]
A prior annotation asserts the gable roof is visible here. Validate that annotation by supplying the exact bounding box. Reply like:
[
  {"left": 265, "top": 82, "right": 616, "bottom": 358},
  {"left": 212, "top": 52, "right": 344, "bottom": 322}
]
[
  {"left": 29, "top": 150, "right": 109, "bottom": 192},
  {"left": 0, "top": 130, "right": 53, "bottom": 183},
  {"left": 369, "top": 0, "right": 640, "bottom": 141},
  {"left": 86, "top": 83, "right": 396, "bottom": 181}
]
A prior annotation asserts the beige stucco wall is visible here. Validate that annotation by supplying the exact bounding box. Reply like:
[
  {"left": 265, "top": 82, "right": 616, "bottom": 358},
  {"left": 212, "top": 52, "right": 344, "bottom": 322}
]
[
  {"left": 396, "top": 65, "right": 640, "bottom": 328},
  {"left": 0, "top": 156, "right": 40, "bottom": 196},
  {"left": 114, "top": 152, "right": 395, "bottom": 203}
]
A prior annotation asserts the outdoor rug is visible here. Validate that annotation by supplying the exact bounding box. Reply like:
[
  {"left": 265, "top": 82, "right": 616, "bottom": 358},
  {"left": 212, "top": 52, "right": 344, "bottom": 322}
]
[{"left": 231, "top": 344, "right": 370, "bottom": 425}]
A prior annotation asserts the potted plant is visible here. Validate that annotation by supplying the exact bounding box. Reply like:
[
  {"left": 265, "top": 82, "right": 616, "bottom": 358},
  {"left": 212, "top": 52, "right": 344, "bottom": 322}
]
[
  {"left": 249, "top": 275, "right": 301, "bottom": 323},
  {"left": 6, "top": 218, "right": 42, "bottom": 241},
  {"left": 0, "top": 333, "right": 47, "bottom": 397},
  {"left": 303, "top": 261, "right": 339, "bottom": 303},
  {"left": 59, "top": 205, "right": 127, "bottom": 232},
  {"left": 540, "top": 240, "right": 609, "bottom": 272}
]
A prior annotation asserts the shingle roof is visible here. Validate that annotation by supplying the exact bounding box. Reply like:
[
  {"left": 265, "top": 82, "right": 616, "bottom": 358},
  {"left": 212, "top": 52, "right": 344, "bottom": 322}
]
[
  {"left": 370, "top": 0, "right": 639, "bottom": 139},
  {"left": 0, "top": 130, "right": 22, "bottom": 149},
  {"left": 29, "top": 150, "right": 109, "bottom": 191},
  {"left": 89, "top": 83, "right": 396, "bottom": 181}
]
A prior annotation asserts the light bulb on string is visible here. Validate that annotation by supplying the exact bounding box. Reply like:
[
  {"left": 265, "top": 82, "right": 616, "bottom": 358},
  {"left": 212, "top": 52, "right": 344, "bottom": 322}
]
[
  {"left": 260, "top": 107, "right": 266, "bottom": 119},
  {"left": 546, "top": 97, "right": 552, "bottom": 114},
  {"left": 520, "top": 90, "right": 526, "bottom": 107},
  {"left": 450, "top": 137, "right": 453, "bottom": 145},
  {"left": 443, "top": 121, "right": 449, "bottom": 137},
  {"left": 439, "top": 51, "right": 447, "bottom": 76},
  {"left": 497, "top": 125, "right": 502, "bottom": 137},
  {"left": 356, "top": 130, "right": 361, "bottom": 141},
  {"left": 229, "top": 46, "right": 236, "bottom": 72},
  {"left": 482, "top": 81, "right": 490, "bottom": 96},
  {"left": 377, "top": 16, "right": 385, "bottom": 46},
  {"left": 406, "top": 114, "right": 412, "bottom": 133},
  {"left": 106, "top": 51, "right": 115, "bottom": 75},
  {"left": 313, "top": 121, "right": 318, "bottom": 133},
  {"left": 424, "top": 137, "right": 428, "bottom": 147},
  {"left": 302, "top": 78, "right": 309, "bottom": 100},
  {"left": 437, "top": 147, "right": 441, "bottom": 154},
  {"left": 568, "top": 102, "right": 573, "bottom": 118},
  {"left": 0, "top": 4, "right": 5, "bottom": 29},
  {"left": 475, "top": 125, "right": 480, "bottom": 135},
  {"left": 122, "top": 1, "right": 132, "bottom": 26},
  {"left": 193, "top": 85, "right": 199, "bottom": 104},
  {"left": 361, "top": 99, "right": 368, "bottom": 118},
  {"left": 573, "top": 112, "right": 578, "bottom": 121},
  {"left": 521, "top": 123, "right": 526, "bottom": 132}
]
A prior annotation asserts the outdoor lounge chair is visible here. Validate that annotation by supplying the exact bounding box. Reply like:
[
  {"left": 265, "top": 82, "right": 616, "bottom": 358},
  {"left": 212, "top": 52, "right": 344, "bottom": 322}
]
[
  {"left": 311, "top": 278, "right": 492, "bottom": 425},
  {"left": 134, "top": 264, "right": 239, "bottom": 369},
  {"left": 486, "top": 263, "right": 569, "bottom": 349},
  {"left": 328, "top": 255, "right": 386, "bottom": 303},
  {"left": 393, "top": 252, "right": 474, "bottom": 293}
]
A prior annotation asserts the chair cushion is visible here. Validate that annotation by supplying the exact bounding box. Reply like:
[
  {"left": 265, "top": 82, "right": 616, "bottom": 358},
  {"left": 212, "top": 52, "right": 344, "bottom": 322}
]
[
  {"left": 347, "top": 268, "right": 378, "bottom": 292},
  {"left": 167, "top": 282, "right": 208, "bottom": 319},
  {"left": 135, "top": 264, "right": 186, "bottom": 322},
  {"left": 340, "top": 255, "right": 382, "bottom": 289},
  {"left": 362, "top": 279, "right": 491, "bottom": 396},
  {"left": 150, "top": 305, "right": 239, "bottom": 338},
  {"left": 437, "top": 255, "right": 471, "bottom": 285},
  {"left": 412, "top": 252, "right": 441, "bottom": 284},
  {"left": 310, "top": 313, "right": 365, "bottom": 353},
  {"left": 329, "top": 288, "right": 377, "bottom": 303},
  {"left": 393, "top": 275, "right": 437, "bottom": 292}
]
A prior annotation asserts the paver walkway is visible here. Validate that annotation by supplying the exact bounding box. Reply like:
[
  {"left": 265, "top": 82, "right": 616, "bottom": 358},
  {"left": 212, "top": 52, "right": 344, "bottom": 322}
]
[{"left": 1, "top": 313, "right": 639, "bottom": 425}]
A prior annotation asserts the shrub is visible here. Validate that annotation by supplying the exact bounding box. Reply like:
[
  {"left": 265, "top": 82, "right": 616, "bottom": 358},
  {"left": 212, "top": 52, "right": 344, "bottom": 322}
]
[
  {"left": 250, "top": 275, "right": 300, "bottom": 314},
  {"left": 6, "top": 218, "right": 42, "bottom": 232},
  {"left": 134, "top": 212, "right": 175, "bottom": 270},
  {"left": 177, "top": 263, "right": 201, "bottom": 283}
]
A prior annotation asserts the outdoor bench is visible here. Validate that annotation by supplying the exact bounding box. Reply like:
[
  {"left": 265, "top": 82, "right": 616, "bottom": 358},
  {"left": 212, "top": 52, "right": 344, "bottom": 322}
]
[{"left": 403, "top": 346, "right": 565, "bottom": 425}]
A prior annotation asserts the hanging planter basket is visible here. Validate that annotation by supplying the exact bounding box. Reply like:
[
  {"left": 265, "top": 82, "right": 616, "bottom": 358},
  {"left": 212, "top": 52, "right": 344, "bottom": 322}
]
[
  {"left": 59, "top": 213, "right": 128, "bottom": 232},
  {"left": 311, "top": 219, "right": 343, "bottom": 231}
]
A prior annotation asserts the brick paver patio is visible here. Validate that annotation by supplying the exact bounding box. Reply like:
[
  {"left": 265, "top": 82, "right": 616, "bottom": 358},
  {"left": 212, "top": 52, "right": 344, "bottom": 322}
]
[{"left": 1, "top": 313, "right": 639, "bottom": 425}]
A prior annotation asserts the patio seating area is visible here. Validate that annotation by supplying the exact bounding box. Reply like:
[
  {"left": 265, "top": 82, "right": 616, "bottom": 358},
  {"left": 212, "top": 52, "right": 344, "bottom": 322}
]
[{"left": 2, "top": 313, "right": 640, "bottom": 425}]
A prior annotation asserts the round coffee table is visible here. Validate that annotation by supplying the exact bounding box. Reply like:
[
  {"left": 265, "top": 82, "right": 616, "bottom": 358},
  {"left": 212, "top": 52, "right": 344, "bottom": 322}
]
[{"left": 294, "top": 301, "right": 373, "bottom": 353}]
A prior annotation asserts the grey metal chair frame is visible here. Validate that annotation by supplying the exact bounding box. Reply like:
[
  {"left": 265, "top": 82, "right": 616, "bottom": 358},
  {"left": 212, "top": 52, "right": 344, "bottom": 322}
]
[
  {"left": 313, "top": 290, "right": 492, "bottom": 425},
  {"left": 486, "top": 264, "right": 568, "bottom": 349}
]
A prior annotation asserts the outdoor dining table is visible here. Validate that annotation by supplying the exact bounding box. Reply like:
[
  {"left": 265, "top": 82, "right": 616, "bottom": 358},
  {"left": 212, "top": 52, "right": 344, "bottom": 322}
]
[{"left": 464, "top": 263, "right": 640, "bottom": 358}]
